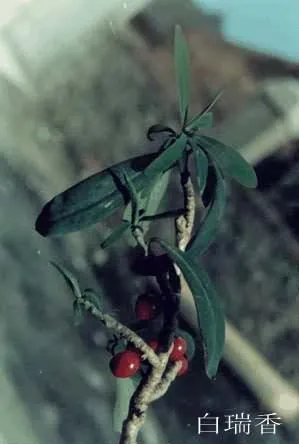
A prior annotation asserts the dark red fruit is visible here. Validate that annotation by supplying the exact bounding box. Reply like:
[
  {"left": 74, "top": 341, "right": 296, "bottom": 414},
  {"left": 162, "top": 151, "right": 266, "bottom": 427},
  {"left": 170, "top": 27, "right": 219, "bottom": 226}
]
[
  {"left": 135, "top": 293, "right": 160, "bottom": 321},
  {"left": 110, "top": 350, "right": 141, "bottom": 378},
  {"left": 170, "top": 337, "right": 187, "bottom": 362},
  {"left": 177, "top": 355, "right": 189, "bottom": 376}
]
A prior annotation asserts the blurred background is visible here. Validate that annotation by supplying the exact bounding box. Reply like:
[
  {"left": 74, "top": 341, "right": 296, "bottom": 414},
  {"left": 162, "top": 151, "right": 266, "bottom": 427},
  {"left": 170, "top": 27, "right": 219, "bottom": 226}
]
[{"left": 0, "top": 0, "right": 299, "bottom": 443}]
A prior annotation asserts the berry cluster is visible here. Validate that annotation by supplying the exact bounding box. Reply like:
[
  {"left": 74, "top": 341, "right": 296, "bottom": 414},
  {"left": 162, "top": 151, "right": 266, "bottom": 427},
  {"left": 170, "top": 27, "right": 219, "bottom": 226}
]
[{"left": 109, "top": 293, "right": 189, "bottom": 378}]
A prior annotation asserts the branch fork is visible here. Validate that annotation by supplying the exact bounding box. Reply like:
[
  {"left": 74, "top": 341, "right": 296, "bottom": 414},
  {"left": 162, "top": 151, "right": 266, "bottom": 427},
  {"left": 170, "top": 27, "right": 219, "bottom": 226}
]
[{"left": 76, "top": 294, "right": 181, "bottom": 444}]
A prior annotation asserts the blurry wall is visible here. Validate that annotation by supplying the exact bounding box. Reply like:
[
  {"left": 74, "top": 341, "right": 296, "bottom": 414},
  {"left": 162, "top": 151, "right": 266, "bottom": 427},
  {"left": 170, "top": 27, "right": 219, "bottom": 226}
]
[{"left": 0, "top": 0, "right": 151, "bottom": 92}]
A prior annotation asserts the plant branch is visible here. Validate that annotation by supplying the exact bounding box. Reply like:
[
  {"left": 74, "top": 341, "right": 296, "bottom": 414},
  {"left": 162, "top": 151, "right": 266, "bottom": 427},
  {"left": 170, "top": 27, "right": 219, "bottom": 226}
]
[
  {"left": 118, "top": 239, "right": 184, "bottom": 443},
  {"left": 120, "top": 348, "right": 173, "bottom": 444},
  {"left": 176, "top": 171, "right": 196, "bottom": 253},
  {"left": 118, "top": 165, "right": 197, "bottom": 443},
  {"left": 149, "top": 361, "right": 182, "bottom": 402},
  {"left": 132, "top": 225, "right": 148, "bottom": 255},
  {"left": 77, "top": 293, "right": 182, "bottom": 444},
  {"left": 77, "top": 297, "right": 159, "bottom": 368}
]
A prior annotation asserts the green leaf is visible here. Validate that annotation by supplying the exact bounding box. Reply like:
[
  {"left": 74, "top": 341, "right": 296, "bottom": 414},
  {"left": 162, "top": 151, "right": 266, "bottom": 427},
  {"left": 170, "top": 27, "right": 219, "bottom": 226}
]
[
  {"left": 123, "top": 189, "right": 148, "bottom": 225},
  {"left": 50, "top": 261, "right": 81, "bottom": 300},
  {"left": 101, "top": 221, "right": 130, "bottom": 249},
  {"left": 123, "top": 201, "right": 133, "bottom": 223},
  {"left": 109, "top": 337, "right": 126, "bottom": 355},
  {"left": 141, "top": 170, "right": 171, "bottom": 234},
  {"left": 186, "top": 89, "right": 224, "bottom": 132},
  {"left": 73, "top": 300, "right": 84, "bottom": 326},
  {"left": 82, "top": 288, "right": 103, "bottom": 312},
  {"left": 141, "top": 210, "right": 184, "bottom": 222},
  {"left": 190, "top": 139, "right": 209, "bottom": 194},
  {"left": 197, "top": 135, "right": 258, "bottom": 188},
  {"left": 147, "top": 124, "right": 176, "bottom": 141},
  {"left": 186, "top": 159, "right": 226, "bottom": 255},
  {"left": 191, "top": 263, "right": 225, "bottom": 378},
  {"left": 143, "top": 133, "right": 188, "bottom": 179},
  {"left": 123, "top": 171, "right": 140, "bottom": 226},
  {"left": 186, "top": 112, "right": 213, "bottom": 132},
  {"left": 152, "top": 238, "right": 225, "bottom": 378},
  {"left": 113, "top": 378, "right": 140, "bottom": 433},
  {"left": 143, "top": 171, "right": 171, "bottom": 216},
  {"left": 174, "top": 25, "right": 190, "bottom": 125},
  {"left": 35, "top": 153, "right": 157, "bottom": 236}
]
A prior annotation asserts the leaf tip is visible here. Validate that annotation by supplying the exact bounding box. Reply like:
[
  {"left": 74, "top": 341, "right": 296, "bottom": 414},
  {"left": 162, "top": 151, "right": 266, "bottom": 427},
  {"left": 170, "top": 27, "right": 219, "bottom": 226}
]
[
  {"left": 248, "top": 172, "right": 258, "bottom": 189},
  {"left": 205, "top": 353, "right": 223, "bottom": 379},
  {"left": 35, "top": 203, "right": 52, "bottom": 236}
]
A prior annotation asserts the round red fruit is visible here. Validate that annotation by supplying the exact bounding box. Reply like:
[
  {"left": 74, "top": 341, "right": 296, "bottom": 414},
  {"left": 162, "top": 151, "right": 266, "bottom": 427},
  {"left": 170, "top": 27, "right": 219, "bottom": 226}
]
[
  {"left": 135, "top": 294, "right": 160, "bottom": 321},
  {"left": 110, "top": 350, "right": 141, "bottom": 378},
  {"left": 170, "top": 337, "right": 187, "bottom": 362},
  {"left": 178, "top": 355, "right": 189, "bottom": 376}
]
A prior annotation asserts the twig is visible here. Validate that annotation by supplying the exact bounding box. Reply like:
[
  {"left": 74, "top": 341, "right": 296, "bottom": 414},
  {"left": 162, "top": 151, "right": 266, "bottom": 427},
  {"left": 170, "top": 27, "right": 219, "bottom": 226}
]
[
  {"left": 87, "top": 163, "right": 196, "bottom": 443},
  {"left": 77, "top": 297, "right": 159, "bottom": 368},
  {"left": 120, "top": 349, "right": 173, "bottom": 444},
  {"left": 176, "top": 173, "right": 196, "bottom": 253},
  {"left": 118, "top": 220, "right": 187, "bottom": 442},
  {"left": 132, "top": 226, "right": 148, "bottom": 255},
  {"left": 77, "top": 294, "right": 180, "bottom": 444},
  {"left": 149, "top": 361, "right": 182, "bottom": 402}
]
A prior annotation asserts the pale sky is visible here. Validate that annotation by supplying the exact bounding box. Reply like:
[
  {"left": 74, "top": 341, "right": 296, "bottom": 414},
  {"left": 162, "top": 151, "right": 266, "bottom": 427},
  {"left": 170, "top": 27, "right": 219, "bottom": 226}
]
[{"left": 194, "top": 0, "right": 299, "bottom": 61}]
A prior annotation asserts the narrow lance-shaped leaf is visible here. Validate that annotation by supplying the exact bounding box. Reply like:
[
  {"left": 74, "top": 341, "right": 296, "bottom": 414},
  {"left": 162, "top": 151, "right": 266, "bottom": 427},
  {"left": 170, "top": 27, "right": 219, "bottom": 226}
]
[
  {"left": 186, "top": 156, "right": 226, "bottom": 256},
  {"left": 186, "top": 112, "right": 213, "bottom": 132},
  {"left": 82, "top": 288, "right": 103, "bottom": 312},
  {"left": 152, "top": 238, "right": 225, "bottom": 378},
  {"left": 174, "top": 25, "right": 190, "bottom": 125},
  {"left": 186, "top": 89, "right": 224, "bottom": 133},
  {"left": 50, "top": 261, "right": 81, "bottom": 300},
  {"left": 50, "top": 261, "right": 85, "bottom": 326},
  {"left": 197, "top": 135, "right": 258, "bottom": 188},
  {"left": 188, "top": 262, "right": 225, "bottom": 378},
  {"left": 122, "top": 171, "right": 170, "bottom": 243},
  {"left": 147, "top": 124, "right": 176, "bottom": 141},
  {"left": 108, "top": 337, "right": 126, "bottom": 356},
  {"left": 35, "top": 153, "right": 157, "bottom": 237},
  {"left": 140, "top": 170, "right": 171, "bottom": 234},
  {"left": 73, "top": 300, "right": 85, "bottom": 326},
  {"left": 123, "top": 182, "right": 150, "bottom": 225},
  {"left": 190, "top": 139, "right": 209, "bottom": 195},
  {"left": 123, "top": 170, "right": 141, "bottom": 226},
  {"left": 141, "top": 209, "right": 184, "bottom": 222},
  {"left": 143, "top": 133, "right": 188, "bottom": 179}
]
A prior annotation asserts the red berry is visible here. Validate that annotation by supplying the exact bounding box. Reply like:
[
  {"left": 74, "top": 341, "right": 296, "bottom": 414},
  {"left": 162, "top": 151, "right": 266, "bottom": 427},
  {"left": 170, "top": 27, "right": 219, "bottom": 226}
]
[
  {"left": 135, "top": 294, "right": 160, "bottom": 321},
  {"left": 110, "top": 350, "right": 141, "bottom": 378},
  {"left": 177, "top": 355, "right": 189, "bottom": 376},
  {"left": 170, "top": 337, "right": 187, "bottom": 362}
]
